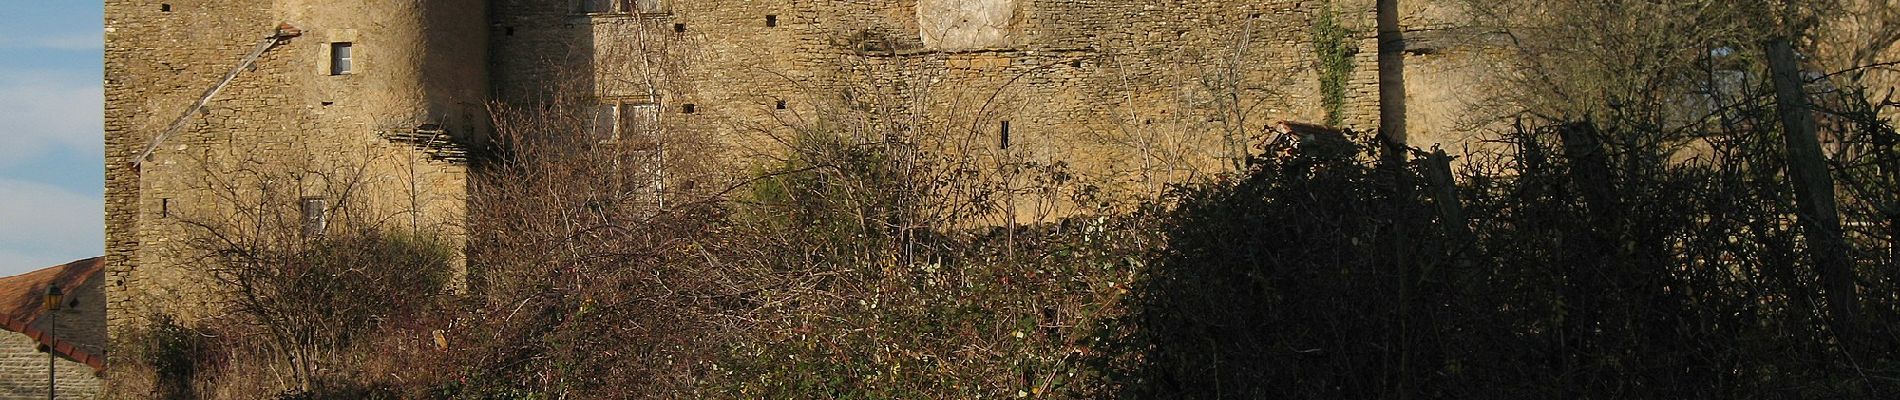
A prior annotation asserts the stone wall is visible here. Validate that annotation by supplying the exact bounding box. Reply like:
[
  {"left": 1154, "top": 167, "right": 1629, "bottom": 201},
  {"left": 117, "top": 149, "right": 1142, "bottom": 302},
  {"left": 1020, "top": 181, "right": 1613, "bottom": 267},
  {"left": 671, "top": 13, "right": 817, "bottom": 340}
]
[
  {"left": 0, "top": 333, "right": 100, "bottom": 400},
  {"left": 494, "top": 0, "right": 1382, "bottom": 208},
  {"left": 104, "top": 0, "right": 481, "bottom": 359}
]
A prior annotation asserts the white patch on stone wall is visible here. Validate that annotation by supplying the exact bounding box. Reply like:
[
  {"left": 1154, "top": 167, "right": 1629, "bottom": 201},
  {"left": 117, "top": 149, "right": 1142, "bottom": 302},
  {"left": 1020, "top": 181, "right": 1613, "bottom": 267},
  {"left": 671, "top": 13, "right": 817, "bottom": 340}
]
[{"left": 918, "top": 0, "right": 1016, "bottom": 50}]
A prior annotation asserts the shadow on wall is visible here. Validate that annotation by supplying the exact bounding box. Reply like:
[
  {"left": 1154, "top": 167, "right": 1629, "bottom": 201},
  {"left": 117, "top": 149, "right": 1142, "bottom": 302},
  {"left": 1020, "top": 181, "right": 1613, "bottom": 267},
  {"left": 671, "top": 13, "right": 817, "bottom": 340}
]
[
  {"left": 487, "top": 0, "right": 602, "bottom": 119},
  {"left": 418, "top": 0, "right": 493, "bottom": 146}
]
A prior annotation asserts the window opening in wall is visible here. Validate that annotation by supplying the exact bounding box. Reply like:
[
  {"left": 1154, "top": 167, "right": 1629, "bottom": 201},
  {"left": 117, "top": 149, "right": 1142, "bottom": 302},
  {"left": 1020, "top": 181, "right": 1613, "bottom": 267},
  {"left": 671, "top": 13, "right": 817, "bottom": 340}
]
[
  {"left": 766, "top": 15, "right": 778, "bottom": 27},
  {"left": 160, "top": 198, "right": 171, "bottom": 218},
  {"left": 577, "top": 0, "right": 613, "bottom": 14},
  {"left": 681, "top": 103, "right": 696, "bottom": 114},
  {"left": 622, "top": 102, "right": 660, "bottom": 149},
  {"left": 628, "top": 0, "right": 662, "bottom": 13},
  {"left": 592, "top": 103, "right": 618, "bottom": 140},
  {"left": 591, "top": 99, "right": 662, "bottom": 142},
  {"left": 775, "top": 100, "right": 787, "bottom": 110},
  {"left": 301, "top": 197, "right": 328, "bottom": 236},
  {"left": 161, "top": 3, "right": 171, "bottom": 12},
  {"left": 674, "top": 23, "right": 686, "bottom": 33},
  {"left": 330, "top": 42, "right": 353, "bottom": 75},
  {"left": 579, "top": 0, "right": 662, "bottom": 14},
  {"left": 999, "top": 120, "right": 1011, "bottom": 149},
  {"left": 505, "top": 26, "right": 516, "bottom": 36}
]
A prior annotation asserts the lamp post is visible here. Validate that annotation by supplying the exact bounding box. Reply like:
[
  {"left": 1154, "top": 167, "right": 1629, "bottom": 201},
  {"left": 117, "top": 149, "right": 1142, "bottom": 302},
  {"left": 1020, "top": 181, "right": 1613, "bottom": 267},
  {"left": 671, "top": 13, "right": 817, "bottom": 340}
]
[{"left": 43, "top": 284, "right": 61, "bottom": 400}]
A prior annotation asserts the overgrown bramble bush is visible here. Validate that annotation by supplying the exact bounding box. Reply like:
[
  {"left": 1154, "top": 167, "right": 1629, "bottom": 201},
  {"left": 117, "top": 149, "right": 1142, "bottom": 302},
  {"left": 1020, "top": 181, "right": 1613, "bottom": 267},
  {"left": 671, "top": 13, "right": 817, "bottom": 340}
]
[
  {"left": 112, "top": 229, "right": 455, "bottom": 399},
  {"left": 712, "top": 127, "right": 1154, "bottom": 396}
]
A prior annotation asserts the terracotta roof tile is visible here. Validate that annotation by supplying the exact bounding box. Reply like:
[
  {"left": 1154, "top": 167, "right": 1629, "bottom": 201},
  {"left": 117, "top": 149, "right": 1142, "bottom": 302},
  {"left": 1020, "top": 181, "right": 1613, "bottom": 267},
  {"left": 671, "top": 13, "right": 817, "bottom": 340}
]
[{"left": 0, "top": 257, "right": 106, "bottom": 372}]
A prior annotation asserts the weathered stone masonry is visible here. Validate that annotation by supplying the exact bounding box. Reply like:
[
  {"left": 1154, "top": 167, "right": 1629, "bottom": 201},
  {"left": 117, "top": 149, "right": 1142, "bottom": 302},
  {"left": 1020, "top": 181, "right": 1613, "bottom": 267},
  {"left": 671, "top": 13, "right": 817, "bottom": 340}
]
[
  {"left": 106, "top": 0, "right": 1420, "bottom": 384},
  {"left": 105, "top": 0, "right": 484, "bottom": 347},
  {"left": 491, "top": 0, "right": 1384, "bottom": 210}
]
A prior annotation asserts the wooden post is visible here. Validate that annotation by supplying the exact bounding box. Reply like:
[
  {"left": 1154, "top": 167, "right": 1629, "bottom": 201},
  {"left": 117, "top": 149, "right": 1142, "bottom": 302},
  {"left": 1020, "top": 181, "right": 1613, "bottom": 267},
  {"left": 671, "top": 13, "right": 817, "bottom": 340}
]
[
  {"left": 1766, "top": 35, "right": 1862, "bottom": 343},
  {"left": 1424, "top": 149, "right": 1469, "bottom": 243}
]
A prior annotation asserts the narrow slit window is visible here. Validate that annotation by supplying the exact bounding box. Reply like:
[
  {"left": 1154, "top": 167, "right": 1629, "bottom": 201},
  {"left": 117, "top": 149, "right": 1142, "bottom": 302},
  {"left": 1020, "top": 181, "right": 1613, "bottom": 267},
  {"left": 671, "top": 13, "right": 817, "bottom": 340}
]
[
  {"left": 160, "top": 198, "right": 171, "bottom": 218},
  {"left": 329, "top": 42, "right": 353, "bottom": 75},
  {"left": 999, "top": 120, "right": 1011, "bottom": 149}
]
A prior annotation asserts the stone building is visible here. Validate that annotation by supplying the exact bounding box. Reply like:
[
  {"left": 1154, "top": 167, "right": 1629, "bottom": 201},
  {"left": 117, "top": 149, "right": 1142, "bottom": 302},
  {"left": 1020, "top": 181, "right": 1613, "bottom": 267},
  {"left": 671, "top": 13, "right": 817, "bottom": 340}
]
[
  {"left": 105, "top": 0, "right": 485, "bottom": 342},
  {"left": 0, "top": 258, "right": 106, "bottom": 399},
  {"left": 105, "top": 0, "right": 1485, "bottom": 385}
]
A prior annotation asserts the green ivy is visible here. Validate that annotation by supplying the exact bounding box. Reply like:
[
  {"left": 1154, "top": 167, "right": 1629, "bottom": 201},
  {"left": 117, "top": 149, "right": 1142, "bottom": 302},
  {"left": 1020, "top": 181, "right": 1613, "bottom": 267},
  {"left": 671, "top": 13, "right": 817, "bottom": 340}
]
[{"left": 1311, "top": 2, "right": 1358, "bottom": 127}]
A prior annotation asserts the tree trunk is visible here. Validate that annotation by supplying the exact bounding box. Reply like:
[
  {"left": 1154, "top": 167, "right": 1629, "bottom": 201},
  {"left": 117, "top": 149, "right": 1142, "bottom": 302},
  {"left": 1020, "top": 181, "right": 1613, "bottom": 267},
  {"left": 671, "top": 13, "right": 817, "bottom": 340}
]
[{"left": 1765, "top": 36, "right": 1863, "bottom": 344}]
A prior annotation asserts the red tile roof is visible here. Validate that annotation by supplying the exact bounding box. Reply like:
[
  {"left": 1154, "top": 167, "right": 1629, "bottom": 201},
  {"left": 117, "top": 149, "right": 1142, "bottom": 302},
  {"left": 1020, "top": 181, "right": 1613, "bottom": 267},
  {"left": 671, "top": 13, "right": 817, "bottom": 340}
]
[{"left": 0, "top": 257, "right": 105, "bottom": 372}]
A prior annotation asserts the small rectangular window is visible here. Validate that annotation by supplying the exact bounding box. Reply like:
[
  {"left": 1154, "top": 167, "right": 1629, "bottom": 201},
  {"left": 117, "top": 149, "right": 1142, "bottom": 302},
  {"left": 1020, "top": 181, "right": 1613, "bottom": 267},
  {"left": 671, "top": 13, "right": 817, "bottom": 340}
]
[
  {"left": 301, "top": 197, "right": 328, "bottom": 236},
  {"left": 766, "top": 15, "right": 779, "bottom": 27},
  {"left": 330, "top": 42, "right": 353, "bottom": 75},
  {"left": 160, "top": 198, "right": 171, "bottom": 218}
]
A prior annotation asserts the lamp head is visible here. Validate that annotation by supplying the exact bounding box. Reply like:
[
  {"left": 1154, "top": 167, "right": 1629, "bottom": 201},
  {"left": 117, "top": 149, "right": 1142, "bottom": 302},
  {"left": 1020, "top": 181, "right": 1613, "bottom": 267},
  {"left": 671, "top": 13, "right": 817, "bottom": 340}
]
[{"left": 42, "top": 284, "right": 62, "bottom": 312}]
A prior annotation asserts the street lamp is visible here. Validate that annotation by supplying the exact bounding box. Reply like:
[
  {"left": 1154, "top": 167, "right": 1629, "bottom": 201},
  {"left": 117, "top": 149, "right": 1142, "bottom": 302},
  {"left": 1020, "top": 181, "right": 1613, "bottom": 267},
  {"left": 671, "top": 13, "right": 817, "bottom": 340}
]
[{"left": 43, "top": 284, "right": 61, "bottom": 400}]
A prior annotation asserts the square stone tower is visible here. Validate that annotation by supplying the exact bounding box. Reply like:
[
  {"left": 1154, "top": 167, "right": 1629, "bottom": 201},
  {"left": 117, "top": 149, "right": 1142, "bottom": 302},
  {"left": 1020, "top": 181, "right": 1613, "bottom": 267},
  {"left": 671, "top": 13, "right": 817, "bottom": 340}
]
[{"left": 104, "top": 0, "right": 488, "bottom": 341}]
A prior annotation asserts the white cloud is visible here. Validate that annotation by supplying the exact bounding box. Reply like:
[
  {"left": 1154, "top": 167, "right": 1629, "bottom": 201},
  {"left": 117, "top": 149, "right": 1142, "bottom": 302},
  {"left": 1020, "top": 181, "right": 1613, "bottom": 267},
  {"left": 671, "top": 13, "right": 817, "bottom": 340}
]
[
  {"left": 0, "top": 70, "right": 103, "bottom": 167},
  {"left": 0, "top": 177, "right": 103, "bottom": 277}
]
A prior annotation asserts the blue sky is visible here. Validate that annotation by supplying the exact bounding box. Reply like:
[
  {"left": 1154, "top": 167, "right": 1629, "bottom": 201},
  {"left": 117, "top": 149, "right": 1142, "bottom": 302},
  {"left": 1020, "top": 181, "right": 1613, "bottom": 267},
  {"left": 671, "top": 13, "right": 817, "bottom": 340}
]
[{"left": 0, "top": 1, "right": 105, "bottom": 277}]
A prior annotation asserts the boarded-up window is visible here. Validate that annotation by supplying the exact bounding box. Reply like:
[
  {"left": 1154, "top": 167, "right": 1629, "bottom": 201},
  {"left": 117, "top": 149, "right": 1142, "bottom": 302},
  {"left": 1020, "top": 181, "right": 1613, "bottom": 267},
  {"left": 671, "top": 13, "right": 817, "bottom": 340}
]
[
  {"left": 301, "top": 197, "right": 328, "bottom": 236},
  {"left": 592, "top": 99, "right": 661, "bottom": 142},
  {"left": 582, "top": 0, "right": 659, "bottom": 14},
  {"left": 628, "top": 0, "right": 662, "bottom": 13},
  {"left": 592, "top": 103, "right": 618, "bottom": 140},
  {"left": 622, "top": 103, "right": 661, "bottom": 141}
]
